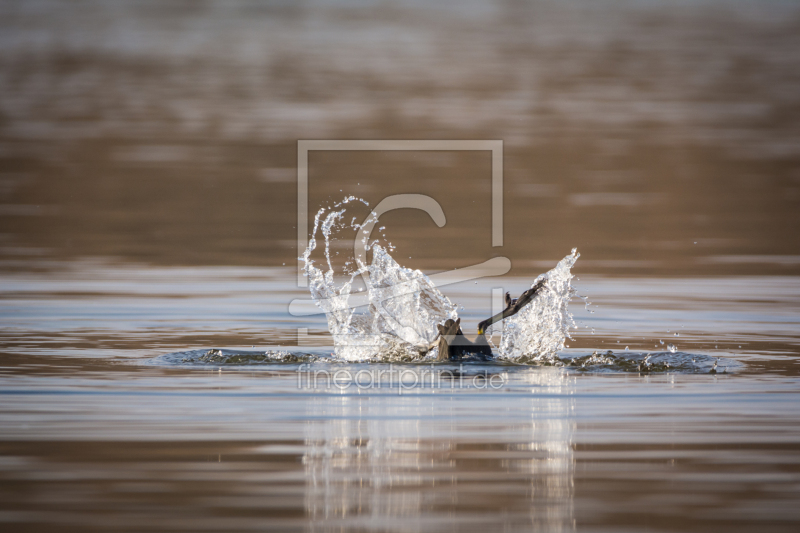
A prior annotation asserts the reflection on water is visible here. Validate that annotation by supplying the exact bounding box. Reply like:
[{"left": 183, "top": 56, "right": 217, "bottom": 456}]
[
  {"left": 302, "top": 370, "right": 575, "bottom": 530},
  {"left": 1, "top": 358, "right": 800, "bottom": 531}
]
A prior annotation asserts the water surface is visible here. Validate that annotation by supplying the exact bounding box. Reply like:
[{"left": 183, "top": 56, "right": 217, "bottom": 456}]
[{"left": 1, "top": 262, "right": 799, "bottom": 532}]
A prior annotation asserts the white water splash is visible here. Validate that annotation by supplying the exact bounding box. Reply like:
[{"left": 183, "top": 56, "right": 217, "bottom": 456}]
[
  {"left": 496, "top": 249, "right": 579, "bottom": 362},
  {"left": 301, "top": 200, "right": 578, "bottom": 362},
  {"left": 302, "top": 199, "right": 457, "bottom": 361}
]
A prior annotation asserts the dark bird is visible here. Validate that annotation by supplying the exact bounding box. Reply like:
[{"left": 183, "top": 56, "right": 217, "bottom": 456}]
[{"left": 430, "top": 278, "right": 547, "bottom": 360}]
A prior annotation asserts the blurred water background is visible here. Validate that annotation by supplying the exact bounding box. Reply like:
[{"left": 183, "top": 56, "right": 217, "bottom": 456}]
[{"left": 1, "top": 0, "right": 800, "bottom": 531}]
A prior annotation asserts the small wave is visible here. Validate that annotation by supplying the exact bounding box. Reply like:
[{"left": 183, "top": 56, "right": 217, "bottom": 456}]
[
  {"left": 147, "top": 348, "right": 739, "bottom": 374},
  {"left": 560, "top": 350, "right": 741, "bottom": 374},
  {"left": 149, "top": 348, "right": 324, "bottom": 366}
]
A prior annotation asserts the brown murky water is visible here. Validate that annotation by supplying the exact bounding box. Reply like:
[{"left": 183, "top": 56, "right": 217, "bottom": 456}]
[{"left": 1, "top": 1, "right": 800, "bottom": 531}]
